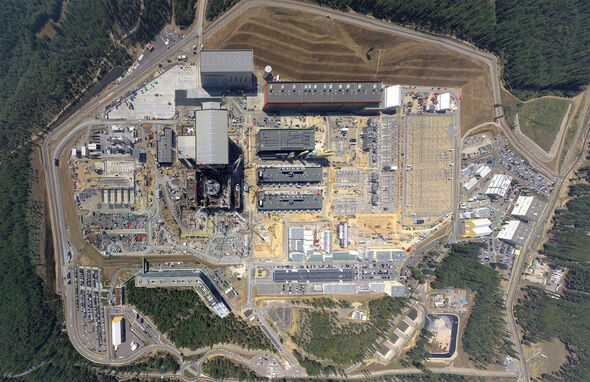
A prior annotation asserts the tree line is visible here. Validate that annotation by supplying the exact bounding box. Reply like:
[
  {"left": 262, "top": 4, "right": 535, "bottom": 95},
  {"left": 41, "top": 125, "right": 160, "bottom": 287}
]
[{"left": 310, "top": 0, "right": 590, "bottom": 99}]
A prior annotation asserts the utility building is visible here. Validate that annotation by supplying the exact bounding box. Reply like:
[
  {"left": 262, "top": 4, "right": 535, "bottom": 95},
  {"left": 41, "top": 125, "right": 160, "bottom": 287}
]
[
  {"left": 257, "top": 128, "right": 315, "bottom": 158},
  {"left": 157, "top": 128, "right": 174, "bottom": 165},
  {"left": 200, "top": 50, "right": 253, "bottom": 89},
  {"left": 258, "top": 191, "right": 323, "bottom": 212},
  {"left": 263, "top": 81, "right": 384, "bottom": 111},
  {"left": 257, "top": 166, "right": 323, "bottom": 185}
]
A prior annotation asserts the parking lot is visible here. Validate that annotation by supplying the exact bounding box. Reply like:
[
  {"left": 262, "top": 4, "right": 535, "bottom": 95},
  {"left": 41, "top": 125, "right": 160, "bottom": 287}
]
[{"left": 73, "top": 266, "right": 107, "bottom": 353}]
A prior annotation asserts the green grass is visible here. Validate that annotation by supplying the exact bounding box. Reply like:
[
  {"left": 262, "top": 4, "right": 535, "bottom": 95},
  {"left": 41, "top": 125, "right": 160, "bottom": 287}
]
[{"left": 518, "top": 98, "right": 571, "bottom": 152}]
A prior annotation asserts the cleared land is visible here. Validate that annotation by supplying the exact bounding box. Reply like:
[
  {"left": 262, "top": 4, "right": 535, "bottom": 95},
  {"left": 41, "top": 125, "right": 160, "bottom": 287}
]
[
  {"left": 204, "top": 6, "right": 494, "bottom": 133},
  {"left": 518, "top": 98, "right": 571, "bottom": 152}
]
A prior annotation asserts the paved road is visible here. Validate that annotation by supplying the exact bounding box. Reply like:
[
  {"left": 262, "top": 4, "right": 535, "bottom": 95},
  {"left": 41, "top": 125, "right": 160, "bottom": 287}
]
[{"left": 41, "top": 0, "right": 587, "bottom": 379}]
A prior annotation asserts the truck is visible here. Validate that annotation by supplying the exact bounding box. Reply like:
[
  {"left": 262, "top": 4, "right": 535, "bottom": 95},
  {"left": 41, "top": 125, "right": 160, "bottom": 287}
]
[{"left": 146, "top": 43, "right": 154, "bottom": 52}]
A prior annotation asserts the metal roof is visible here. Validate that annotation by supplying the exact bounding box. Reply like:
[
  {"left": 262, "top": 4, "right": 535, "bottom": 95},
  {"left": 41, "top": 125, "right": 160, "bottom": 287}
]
[
  {"left": 200, "top": 49, "right": 253, "bottom": 73},
  {"left": 258, "top": 166, "right": 323, "bottom": 184},
  {"left": 195, "top": 107, "right": 228, "bottom": 165},
  {"left": 265, "top": 81, "right": 383, "bottom": 105},
  {"left": 257, "top": 128, "right": 315, "bottom": 152},
  {"left": 258, "top": 191, "right": 323, "bottom": 212},
  {"left": 156, "top": 128, "right": 173, "bottom": 163}
]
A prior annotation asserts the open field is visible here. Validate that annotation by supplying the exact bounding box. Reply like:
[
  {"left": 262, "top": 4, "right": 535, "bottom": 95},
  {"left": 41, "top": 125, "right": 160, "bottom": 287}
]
[
  {"left": 523, "top": 338, "right": 568, "bottom": 379},
  {"left": 518, "top": 98, "right": 572, "bottom": 152},
  {"left": 205, "top": 6, "right": 494, "bottom": 133}
]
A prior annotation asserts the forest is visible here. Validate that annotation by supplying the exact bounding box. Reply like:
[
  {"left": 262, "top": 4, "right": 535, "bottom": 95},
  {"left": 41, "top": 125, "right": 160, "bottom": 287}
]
[
  {"left": 0, "top": 0, "right": 171, "bottom": 380},
  {"left": 174, "top": 0, "right": 197, "bottom": 29},
  {"left": 206, "top": 0, "right": 239, "bottom": 21},
  {"left": 125, "top": 280, "right": 273, "bottom": 351},
  {"left": 431, "top": 243, "right": 516, "bottom": 364},
  {"left": 310, "top": 0, "right": 590, "bottom": 99},
  {"left": 515, "top": 166, "right": 590, "bottom": 381},
  {"left": 201, "top": 356, "right": 264, "bottom": 381}
]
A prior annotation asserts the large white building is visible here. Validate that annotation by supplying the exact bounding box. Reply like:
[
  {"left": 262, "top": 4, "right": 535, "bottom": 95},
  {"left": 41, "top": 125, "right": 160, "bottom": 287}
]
[
  {"left": 112, "top": 316, "right": 124, "bottom": 350},
  {"left": 177, "top": 102, "right": 229, "bottom": 166},
  {"left": 497, "top": 220, "right": 530, "bottom": 246},
  {"left": 382, "top": 85, "right": 402, "bottom": 112},
  {"left": 200, "top": 50, "right": 253, "bottom": 89},
  {"left": 463, "top": 218, "right": 492, "bottom": 238},
  {"left": 486, "top": 174, "right": 513, "bottom": 198},
  {"left": 511, "top": 195, "right": 545, "bottom": 222}
]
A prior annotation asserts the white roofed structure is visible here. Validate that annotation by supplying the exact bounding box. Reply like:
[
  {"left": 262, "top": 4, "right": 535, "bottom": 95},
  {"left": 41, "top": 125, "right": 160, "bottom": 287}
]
[
  {"left": 112, "top": 316, "right": 123, "bottom": 349},
  {"left": 383, "top": 85, "right": 402, "bottom": 111},
  {"left": 436, "top": 92, "right": 451, "bottom": 111},
  {"left": 195, "top": 103, "right": 229, "bottom": 165},
  {"left": 497, "top": 220, "right": 530, "bottom": 246},
  {"left": 511, "top": 195, "right": 545, "bottom": 222},
  {"left": 486, "top": 174, "right": 513, "bottom": 198}
]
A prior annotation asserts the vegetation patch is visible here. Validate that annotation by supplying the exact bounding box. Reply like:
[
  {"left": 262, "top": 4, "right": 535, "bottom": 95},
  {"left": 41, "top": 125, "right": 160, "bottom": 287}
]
[
  {"left": 202, "top": 356, "right": 263, "bottom": 381},
  {"left": 206, "top": 0, "right": 239, "bottom": 21},
  {"left": 291, "top": 309, "right": 376, "bottom": 365},
  {"left": 515, "top": 166, "right": 590, "bottom": 381},
  {"left": 126, "top": 280, "right": 273, "bottom": 351},
  {"left": 431, "top": 243, "right": 516, "bottom": 364},
  {"left": 518, "top": 98, "right": 571, "bottom": 152},
  {"left": 174, "top": 0, "right": 197, "bottom": 29}
]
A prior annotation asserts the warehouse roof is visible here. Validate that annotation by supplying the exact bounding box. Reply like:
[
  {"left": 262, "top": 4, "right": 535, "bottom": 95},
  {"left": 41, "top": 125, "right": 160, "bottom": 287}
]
[
  {"left": 511, "top": 195, "right": 545, "bottom": 221},
  {"left": 258, "top": 166, "right": 323, "bottom": 184},
  {"left": 265, "top": 81, "right": 383, "bottom": 105},
  {"left": 258, "top": 192, "right": 323, "bottom": 212},
  {"left": 258, "top": 128, "right": 315, "bottom": 152},
  {"left": 195, "top": 107, "right": 228, "bottom": 165},
  {"left": 200, "top": 50, "right": 253, "bottom": 73}
]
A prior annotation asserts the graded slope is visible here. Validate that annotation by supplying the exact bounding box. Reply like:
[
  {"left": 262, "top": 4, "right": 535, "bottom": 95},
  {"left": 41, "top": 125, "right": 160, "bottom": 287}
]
[{"left": 205, "top": 6, "right": 494, "bottom": 132}]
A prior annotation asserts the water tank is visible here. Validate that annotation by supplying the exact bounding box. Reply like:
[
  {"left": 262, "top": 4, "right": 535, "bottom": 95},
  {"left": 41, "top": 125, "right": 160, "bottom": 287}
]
[{"left": 263, "top": 65, "right": 273, "bottom": 81}]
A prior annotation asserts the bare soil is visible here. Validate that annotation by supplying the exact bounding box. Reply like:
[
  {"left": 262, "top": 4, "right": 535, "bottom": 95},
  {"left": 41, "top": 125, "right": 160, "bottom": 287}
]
[{"left": 204, "top": 6, "right": 494, "bottom": 133}]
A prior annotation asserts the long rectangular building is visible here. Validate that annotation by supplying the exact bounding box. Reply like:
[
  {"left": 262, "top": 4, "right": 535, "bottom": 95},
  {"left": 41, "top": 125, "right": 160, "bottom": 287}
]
[
  {"left": 263, "top": 81, "right": 384, "bottom": 111},
  {"left": 257, "top": 166, "right": 323, "bottom": 185},
  {"left": 258, "top": 191, "right": 323, "bottom": 212},
  {"left": 273, "top": 269, "right": 354, "bottom": 282},
  {"left": 257, "top": 128, "right": 315, "bottom": 158}
]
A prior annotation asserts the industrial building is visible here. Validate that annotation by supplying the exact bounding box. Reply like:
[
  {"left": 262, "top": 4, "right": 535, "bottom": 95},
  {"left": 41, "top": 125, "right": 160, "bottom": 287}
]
[
  {"left": 156, "top": 127, "right": 174, "bottom": 165},
  {"left": 135, "top": 270, "right": 231, "bottom": 318},
  {"left": 382, "top": 85, "right": 402, "bottom": 112},
  {"left": 263, "top": 81, "right": 384, "bottom": 111},
  {"left": 497, "top": 220, "right": 531, "bottom": 246},
  {"left": 177, "top": 103, "right": 229, "bottom": 166},
  {"left": 511, "top": 195, "right": 545, "bottom": 222},
  {"left": 462, "top": 218, "right": 492, "bottom": 238},
  {"left": 257, "top": 166, "right": 323, "bottom": 185},
  {"left": 273, "top": 268, "right": 354, "bottom": 282},
  {"left": 257, "top": 128, "right": 315, "bottom": 158},
  {"left": 384, "top": 281, "right": 408, "bottom": 297},
  {"left": 486, "top": 174, "right": 513, "bottom": 198},
  {"left": 436, "top": 92, "right": 451, "bottom": 112},
  {"left": 200, "top": 49, "right": 253, "bottom": 89},
  {"left": 112, "top": 316, "right": 124, "bottom": 350},
  {"left": 258, "top": 191, "right": 323, "bottom": 212}
]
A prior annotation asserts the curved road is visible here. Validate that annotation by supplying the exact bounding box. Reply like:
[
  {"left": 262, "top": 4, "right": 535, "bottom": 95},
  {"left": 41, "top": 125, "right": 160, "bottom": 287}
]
[{"left": 42, "top": 0, "right": 588, "bottom": 379}]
